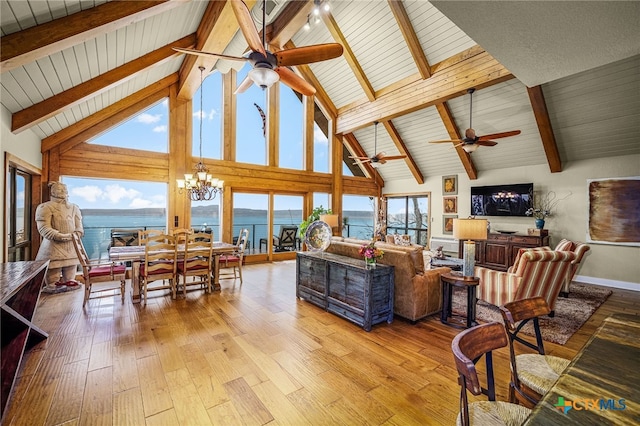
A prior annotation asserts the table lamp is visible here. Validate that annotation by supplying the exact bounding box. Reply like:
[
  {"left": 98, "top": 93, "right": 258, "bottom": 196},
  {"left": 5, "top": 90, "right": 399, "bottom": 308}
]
[
  {"left": 320, "top": 214, "right": 339, "bottom": 235},
  {"left": 453, "top": 218, "right": 488, "bottom": 278}
]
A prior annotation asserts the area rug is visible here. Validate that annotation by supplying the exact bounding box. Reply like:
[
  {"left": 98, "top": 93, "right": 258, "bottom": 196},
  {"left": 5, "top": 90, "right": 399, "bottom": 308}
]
[{"left": 452, "top": 283, "right": 612, "bottom": 345}]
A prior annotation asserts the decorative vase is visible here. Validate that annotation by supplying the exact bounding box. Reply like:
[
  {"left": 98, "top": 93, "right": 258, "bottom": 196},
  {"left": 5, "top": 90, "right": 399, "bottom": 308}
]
[
  {"left": 365, "top": 257, "right": 377, "bottom": 269},
  {"left": 535, "top": 219, "right": 545, "bottom": 229}
]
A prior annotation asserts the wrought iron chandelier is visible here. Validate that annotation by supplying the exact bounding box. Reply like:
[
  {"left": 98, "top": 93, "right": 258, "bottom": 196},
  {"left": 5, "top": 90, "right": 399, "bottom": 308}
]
[{"left": 176, "top": 66, "right": 223, "bottom": 201}]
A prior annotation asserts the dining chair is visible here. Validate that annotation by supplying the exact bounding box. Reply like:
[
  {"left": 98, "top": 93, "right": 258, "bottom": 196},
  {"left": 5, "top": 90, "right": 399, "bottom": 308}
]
[
  {"left": 259, "top": 225, "right": 298, "bottom": 252},
  {"left": 220, "top": 228, "right": 249, "bottom": 283},
  {"left": 451, "top": 322, "right": 532, "bottom": 426},
  {"left": 499, "top": 297, "right": 570, "bottom": 408},
  {"left": 191, "top": 230, "right": 213, "bottom": 243},
  {"left": 72, "top": 233, "right": 126, "bottom": 307},
  {"left": 139, "top": 234, "right": 177, "bottom": 304},
  {"left": 138, "top": 229, "right": 167, "bottom": 246},
  {"left": 171, "top": 228, "right": 193, "bottom": 244},
  {"left": 176, "top": 238, "right": 214, "bottom": 297}
]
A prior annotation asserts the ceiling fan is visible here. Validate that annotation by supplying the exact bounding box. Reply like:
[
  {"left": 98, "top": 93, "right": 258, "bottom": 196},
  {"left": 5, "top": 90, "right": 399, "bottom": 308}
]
[
  {"left": 174, "top": 0, "right": 343, "bottom": 96},
  {"left": 429, "top": 88, "right": 521, "bottom": 153},
  {"left": 350, "top": 121, "right": 407, "bottom": 168}
]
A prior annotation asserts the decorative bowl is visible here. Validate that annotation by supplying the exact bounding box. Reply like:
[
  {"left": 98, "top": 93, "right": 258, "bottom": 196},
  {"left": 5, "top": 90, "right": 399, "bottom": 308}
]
[{"left": 305, "top": 220, "right": 332, "bottom": 252}]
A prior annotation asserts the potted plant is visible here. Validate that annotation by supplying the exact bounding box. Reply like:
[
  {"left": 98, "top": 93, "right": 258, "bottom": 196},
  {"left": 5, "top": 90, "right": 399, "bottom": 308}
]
[{"left": 299, "top": 205, "right": 333, "bottom": 239}]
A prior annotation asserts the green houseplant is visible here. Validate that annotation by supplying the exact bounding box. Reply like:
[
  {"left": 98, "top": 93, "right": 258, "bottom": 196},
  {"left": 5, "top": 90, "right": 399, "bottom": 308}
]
[{"left": 300, "top": 206, "right": 333, "bottom": 239}]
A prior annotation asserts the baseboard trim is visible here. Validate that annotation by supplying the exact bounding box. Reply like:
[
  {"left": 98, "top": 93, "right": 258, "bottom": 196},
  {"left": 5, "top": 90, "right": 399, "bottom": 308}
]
[{"left": 574, "top": 274, "right": 640, "bottom": 291}]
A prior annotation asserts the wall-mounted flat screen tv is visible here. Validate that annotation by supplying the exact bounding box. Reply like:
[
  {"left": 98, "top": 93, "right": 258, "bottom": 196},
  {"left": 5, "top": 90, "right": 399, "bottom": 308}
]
[{"left": 471, "top": 183, "right": 533, "bottom": 217}]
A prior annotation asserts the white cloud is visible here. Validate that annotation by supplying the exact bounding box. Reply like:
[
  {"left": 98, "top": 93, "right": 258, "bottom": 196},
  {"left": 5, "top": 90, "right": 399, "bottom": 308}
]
[
  {"left": 103, "top": 184, "right": 141, "bottom": 204},
  {"left": 71, "top": 185, "right": 103, "bottom": 202},
  {"left": 129, "top": 194, "right": 166, "bottom": 208},
  {"left": 17, "top": 190, "right": 25, "bottom": 203},
  {"left": 153, "top": 125, "right": 167, "bottom": 133},
  {"left": 161, "top": 99, "right": 168, "bottom": 107},
  {"left": 193, "top": 110, "right": 206, "bottom": 120},
  {"left": 136, "top": 113, "right": 162, "bottom": 124},
  {"left": 208, "top": 108, "right": 218, "bottom": 120},
  {"left": 314, "top": 126, "right": 328, "bottom": 144}
]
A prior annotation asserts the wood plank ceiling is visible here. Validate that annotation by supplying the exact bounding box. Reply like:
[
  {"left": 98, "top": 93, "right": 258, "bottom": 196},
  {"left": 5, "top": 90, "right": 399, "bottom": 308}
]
[{"left": 1, "top": 0, "right": 639, "bottom": 184}]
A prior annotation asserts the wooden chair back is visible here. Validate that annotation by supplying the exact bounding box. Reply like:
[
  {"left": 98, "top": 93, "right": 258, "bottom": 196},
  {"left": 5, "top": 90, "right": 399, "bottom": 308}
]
[
  {"left": 138, "top": 229, "right": 166, "bottom": 246},
  {"left": 140, "top": 234, "right": 177, "bottom": 303},
  {"left": 451, "top": 322, "right": 509, "bottom": 426},
  {"left": 177, "top": 238, "right": 213, "bottom": 296}
]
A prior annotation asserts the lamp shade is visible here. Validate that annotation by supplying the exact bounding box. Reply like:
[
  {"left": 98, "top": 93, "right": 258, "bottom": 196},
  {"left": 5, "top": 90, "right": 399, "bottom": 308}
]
[
  {"left": 249, "top": 67, "right": 280, "bottom": 89},
  {"left": 453, "top": 218, "right": 488, "bottom": 241},
  {"left": 320, "top": 214, "right": 339, "bottom": 228}
]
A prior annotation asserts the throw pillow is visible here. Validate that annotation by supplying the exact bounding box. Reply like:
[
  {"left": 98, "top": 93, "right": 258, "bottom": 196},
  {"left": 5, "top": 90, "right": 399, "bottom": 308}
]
[{"left": 394, "top": 234, "right": 411, "bottom": 246}]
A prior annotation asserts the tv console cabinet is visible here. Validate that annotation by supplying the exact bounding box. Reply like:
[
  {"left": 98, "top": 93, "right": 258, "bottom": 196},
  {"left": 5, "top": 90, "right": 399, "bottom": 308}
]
[
  {"left": 458, "top": 233, "right": 550, "bottom": 271},
  {"left": 296, "top": 251, "right": 394, "bottom": 331}
]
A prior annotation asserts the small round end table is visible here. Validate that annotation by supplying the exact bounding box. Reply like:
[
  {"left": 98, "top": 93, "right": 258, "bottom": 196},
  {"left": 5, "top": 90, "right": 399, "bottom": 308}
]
[{"left": 440, "top": 272, "right": 480, "bottom": 329}]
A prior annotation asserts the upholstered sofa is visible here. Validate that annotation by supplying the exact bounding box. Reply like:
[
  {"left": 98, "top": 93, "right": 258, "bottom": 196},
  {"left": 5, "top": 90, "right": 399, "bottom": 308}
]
[{"left": 325, "top": 237, "right": 450, "bottom": 322}]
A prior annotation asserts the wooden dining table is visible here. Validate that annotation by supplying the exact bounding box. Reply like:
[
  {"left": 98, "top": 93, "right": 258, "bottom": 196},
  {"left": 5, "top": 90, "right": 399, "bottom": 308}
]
[
  {"left": 523, "top": 313, "right": 640, "bottom": 425},
  {"left": 109, "top": 242, "right": 236, "bottom": 303}
]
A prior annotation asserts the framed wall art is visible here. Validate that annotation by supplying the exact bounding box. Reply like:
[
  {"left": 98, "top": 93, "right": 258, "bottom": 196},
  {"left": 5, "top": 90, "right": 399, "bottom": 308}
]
[
  {"left": 443, "top": 196, "right": 457, "bottom": 214},
  {"left": 587, "top": 177, "right": 640, "bottom": 246},
  {"left": 443, "top": 175, "right": 458, "bottom": 195},
  {"left": 443, "top": 215, "right": 457, "bottom": 234}
]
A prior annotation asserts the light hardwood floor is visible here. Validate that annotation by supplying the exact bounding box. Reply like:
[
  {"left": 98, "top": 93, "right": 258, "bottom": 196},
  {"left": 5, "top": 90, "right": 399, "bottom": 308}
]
[{"left": 4, "top": 261, "right": 639, "bottom": 425}]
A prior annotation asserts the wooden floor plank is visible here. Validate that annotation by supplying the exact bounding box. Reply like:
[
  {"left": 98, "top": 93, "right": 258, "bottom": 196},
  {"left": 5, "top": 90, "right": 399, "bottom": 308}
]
[{"left": 5, "top": 262, "right": 639, "bottom": 425}]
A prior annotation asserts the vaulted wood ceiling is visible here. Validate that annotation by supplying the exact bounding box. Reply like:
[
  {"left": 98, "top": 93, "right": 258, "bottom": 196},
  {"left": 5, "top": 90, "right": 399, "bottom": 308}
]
[{"left": 2, "top": 0, "right": 639, "bottom": 184}]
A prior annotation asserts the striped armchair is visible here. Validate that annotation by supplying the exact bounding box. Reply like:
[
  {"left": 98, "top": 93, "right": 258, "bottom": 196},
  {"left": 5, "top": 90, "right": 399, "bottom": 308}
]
[
  {"left": 508, "top": 239, "right": 590, "bottom": 297},
  {"left": 476, "top": 250, "right": 577, "bottom": 314}
]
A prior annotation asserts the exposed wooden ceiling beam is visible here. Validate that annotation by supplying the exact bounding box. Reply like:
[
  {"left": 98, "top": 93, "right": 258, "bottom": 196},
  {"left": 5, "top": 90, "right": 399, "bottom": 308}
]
[
  {"left": 1, "top": 0, "right": 188, "bottom": 73},
  {"left": 321, "top": 12, "right": 376, "bottom": 102},
  {"left": 381, "top": 120, "right": 424, "bottom": 184},
  {"left": 267, "top": 0, "right": 313, "bottom": 48},
  {"left": 387, "top": 0, "right": 431, "bottom": 79},
  {"left": 12, "top": 35, "right": 194, "bottom": 134},
  {"left": 177, "top": 0, "right": 257, "bottom": 100},
  {"left": 435, "top": 102, "right": 478, "bottom": 180},
  {"left": 343, "top": 132, "right": 384, "bottom": 187},
  {"left": 41, "top": 74, "right": 179, "bottom": 153},
  {"left": 527, "top": 85, "right": 562, "bottom": 173},
  {"left": 336, "top": 49, "right": 514, "bottom": 135}
]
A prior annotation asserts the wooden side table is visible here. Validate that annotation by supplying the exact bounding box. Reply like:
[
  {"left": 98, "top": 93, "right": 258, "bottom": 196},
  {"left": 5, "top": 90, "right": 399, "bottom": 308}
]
[{"left": 440, "top": 272, "right": 479, "bottom": 329}]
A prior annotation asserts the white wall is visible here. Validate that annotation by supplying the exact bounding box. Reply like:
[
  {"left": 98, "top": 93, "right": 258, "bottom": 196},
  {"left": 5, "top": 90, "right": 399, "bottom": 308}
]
[
  {"left": 384, "top": 154, "right": 640, "bottom": 289},
  {"left": 1, "top": 105, "right": 42, "bottom": 262}
]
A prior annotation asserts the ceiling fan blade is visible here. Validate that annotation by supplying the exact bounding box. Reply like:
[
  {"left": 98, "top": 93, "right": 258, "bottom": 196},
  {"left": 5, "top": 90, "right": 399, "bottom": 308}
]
[
  {"left": 172, "top": 47, "right": 248, "bottom": 62},
  {"left": 378, "top": 159, "right": 387, "bottom": 165},
  {"left": 276, "top": 67, "right": 316, "bottom": 96},
  {"left": 349, "top": 155, "right": 371, "bottom": 160},
  {"left": 375, "top": 151, "right": 387, "bottom": 159},
  {"left": 478, "top": 130, "right": 521, "bottom": 140},
  {"left": 234, "top": 75, "right": 254, "bottom": 94},
  {"left": 274, "top": 43, "right": 344, "bottom": 67},
  {"left": 230, "top": 0, "right": 266, "bottom": 56},
  {"left": 429, "top": 139, "right": 462, "bottom": 144},
  {"left": 476, "top": 140, "right": 498, "bottom": 147},
  {"left": 380, "top": 155, "right": 407, "bottom": 161}
]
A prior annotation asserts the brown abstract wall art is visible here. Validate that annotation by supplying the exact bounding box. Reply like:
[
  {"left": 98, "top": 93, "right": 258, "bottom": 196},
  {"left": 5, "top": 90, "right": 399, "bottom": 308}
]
[{"left": 587, "top": 177, "right": 640, "bottom": 246}]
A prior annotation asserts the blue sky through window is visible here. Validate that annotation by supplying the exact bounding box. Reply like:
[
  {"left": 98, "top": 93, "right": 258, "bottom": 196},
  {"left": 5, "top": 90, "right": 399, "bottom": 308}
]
[{"left": 64, "top": 68, "right": 354, "bottom": 212}]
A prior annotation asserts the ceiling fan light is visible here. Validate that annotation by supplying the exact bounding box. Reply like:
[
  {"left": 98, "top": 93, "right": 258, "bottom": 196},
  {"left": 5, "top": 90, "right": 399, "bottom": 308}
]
[
  {"left": 249, "top": 67, "right": 279, "bottom": 89},
  {"left": 462, "top": 144, "right": 478, "bottom": 153},
  {"left": 323, "top": 2, "right": 330, "bottom": 12}
]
